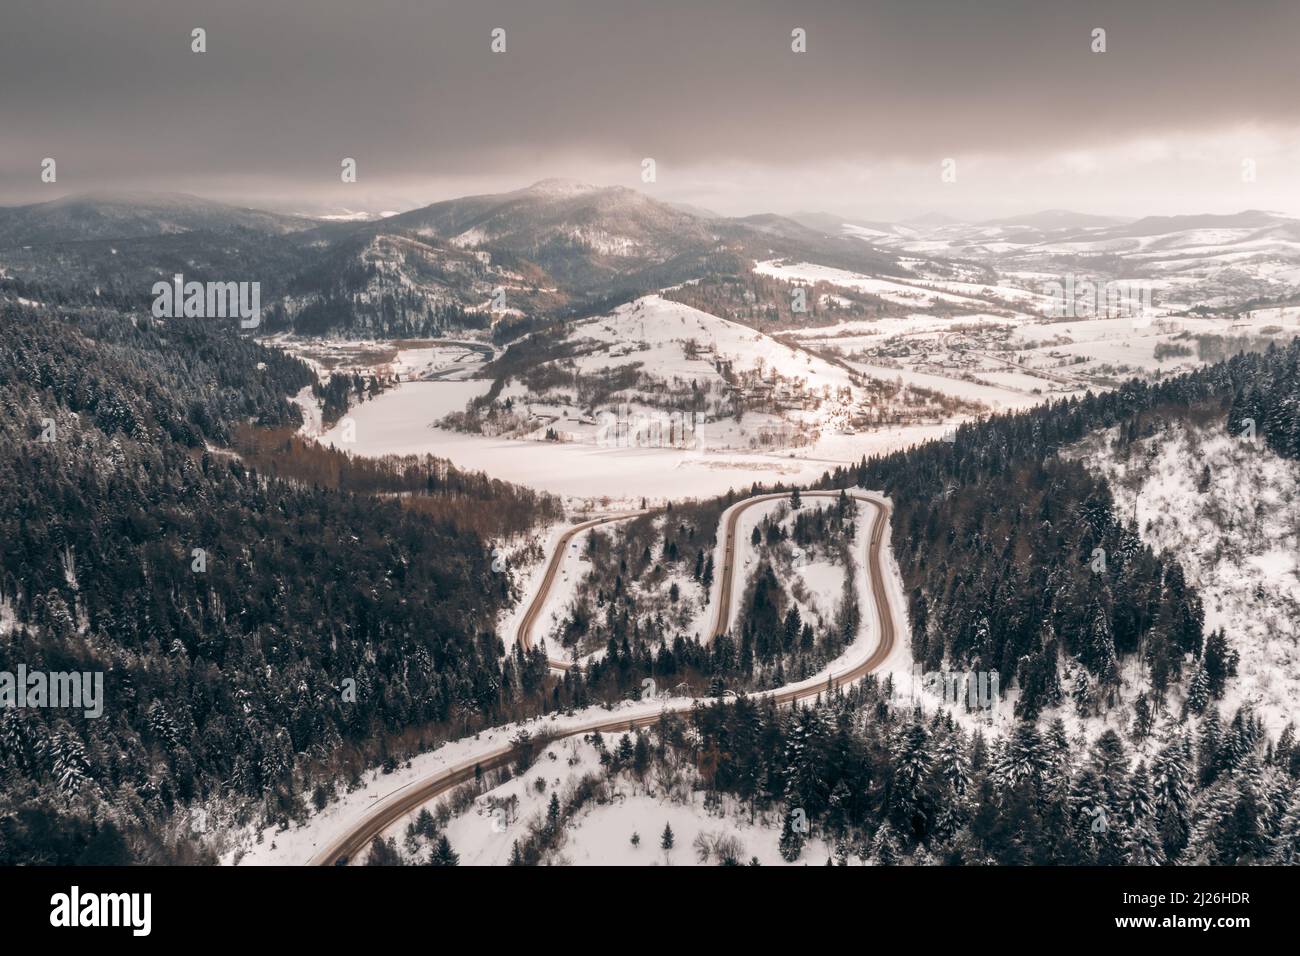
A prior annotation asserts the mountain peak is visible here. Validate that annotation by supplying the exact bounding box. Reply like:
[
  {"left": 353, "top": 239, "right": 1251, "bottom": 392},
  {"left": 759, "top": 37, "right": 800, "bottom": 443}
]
[{"left": 522, "top": 178, "right": 603, "bottom": 197}]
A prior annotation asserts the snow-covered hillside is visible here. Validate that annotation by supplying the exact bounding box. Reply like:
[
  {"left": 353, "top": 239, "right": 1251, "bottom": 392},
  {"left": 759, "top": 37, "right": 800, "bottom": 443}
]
[
  {"left": 517, "top": 294, "right": 866, "bottom": 447},
  {"left": 1076, "top": 419, "right": 1300, "bottom": 736}
]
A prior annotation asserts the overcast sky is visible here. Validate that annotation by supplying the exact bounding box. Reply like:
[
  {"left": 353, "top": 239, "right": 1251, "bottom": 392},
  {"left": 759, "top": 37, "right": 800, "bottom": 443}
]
[{"left": 4, "top": 0, "right": 1300, "bottom": 220}]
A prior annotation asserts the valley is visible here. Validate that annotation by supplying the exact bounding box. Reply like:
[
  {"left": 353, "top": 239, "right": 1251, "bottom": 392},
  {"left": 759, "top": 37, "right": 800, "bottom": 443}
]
[
  {"left": 196, "top": 183, "right": 1300, "bottom": 512},
  {"left": 10, "top": 0, "right": 1300, "bottom": 933},
  {"left": 4, "top": 181, "right": 1300, "bottom": 871}
]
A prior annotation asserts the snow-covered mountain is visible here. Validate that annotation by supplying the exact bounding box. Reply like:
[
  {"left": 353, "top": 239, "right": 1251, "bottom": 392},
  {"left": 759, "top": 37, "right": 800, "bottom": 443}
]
[
  {"left": 384, "top": 179, "right": 712, "bottom": 261},
  {"left": 0, "top": 191, "right": 317, "bottom": 245}
]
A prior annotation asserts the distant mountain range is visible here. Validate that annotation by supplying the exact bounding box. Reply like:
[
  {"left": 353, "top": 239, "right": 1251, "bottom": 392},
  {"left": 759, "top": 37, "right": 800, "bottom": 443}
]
[
  {"left": 0, "top": 191, "right": 317, "bottom": 245},
  {"left": 5, "top": 185, "right": 1300, "bottom": 334},
  {"left": 0, "top": 181, "right": 916, "bottom": 335}
]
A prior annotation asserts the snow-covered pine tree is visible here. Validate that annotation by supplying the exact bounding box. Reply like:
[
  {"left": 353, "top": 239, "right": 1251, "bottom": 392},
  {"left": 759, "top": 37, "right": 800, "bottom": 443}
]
[
  {"left": 1123, "top": 762, "right": 1165, "bottom": 865},
  {"left": 1151, "top": 728, "right": 1193, "bottom": 859},
  {"left": 869, "top": 820, "right": 900, "bottom": 865},
  {"left": 889, "top": 716, "right": 934, "bottom": 841},
  {"left": 429, "top": 834, "right": 459, "bottom": 866},
  {"left": 778, "top": 805, "right": 805, "bottom": 862},
  {"left": 991, "top": 721, "right": 1046, "bottom": 799}
]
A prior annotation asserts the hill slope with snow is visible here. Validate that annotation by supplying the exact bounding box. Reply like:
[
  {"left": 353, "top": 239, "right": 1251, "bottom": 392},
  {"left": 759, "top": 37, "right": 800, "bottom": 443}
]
[{"left": 1075, "top": 419, "right": 1300, "bottom": 736}]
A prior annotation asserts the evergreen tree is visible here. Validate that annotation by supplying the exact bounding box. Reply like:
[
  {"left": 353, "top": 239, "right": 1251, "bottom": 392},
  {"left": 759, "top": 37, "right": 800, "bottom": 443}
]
[
  {"left": 1185, "top": 664, "right": 1211, "bottom": 715},
  {"left": 429, "top": 834, "right": 460, "bottom": 866},
  {"left": 1269, "top": 790, "right": 1300, "bottom": 864},
  {"left": 1202, "top": 629, "right": 1238, "bottom": 699},
  {"left": 869, "top": 821, "right": 900, "bottom": 865},
  {"left": 1198, "top": 709, "right": 1223, "bottom": 785},
  {"left": 778, "top": 806, "right": 806, "bottom": 862},
  {"left": 1123, "top": 763, "right": 1165, "bottom": 865},
  {"left": 546, "top": 793, "right": 561, "bottom": 835},
  {"left": 366, "top": 836, "right": 403, "bottom": 866},
  {"left": 1151, "top": 729, "right": 1194, "bottom": 859},
  {"left": 991, "top": 721, "right": 1046, "bottom": 800},
  {"left": 890, "top": 717, "right": 934, "bottom": 840}
]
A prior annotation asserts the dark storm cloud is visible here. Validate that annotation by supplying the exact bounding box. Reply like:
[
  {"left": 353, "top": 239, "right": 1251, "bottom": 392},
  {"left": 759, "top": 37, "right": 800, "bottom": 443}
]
[{"left": 1, "top": 0, "right": 1298, "bottom": 209}]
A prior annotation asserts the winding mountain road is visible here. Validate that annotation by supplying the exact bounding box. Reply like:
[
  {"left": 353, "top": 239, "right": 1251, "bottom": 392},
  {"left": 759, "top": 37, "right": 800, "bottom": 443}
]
[
  {"left": 309, "top": 489, "right": 897, "bottom": 866},
  {"left": 516, "top": 510, "right": 647, "bottom": 672}
]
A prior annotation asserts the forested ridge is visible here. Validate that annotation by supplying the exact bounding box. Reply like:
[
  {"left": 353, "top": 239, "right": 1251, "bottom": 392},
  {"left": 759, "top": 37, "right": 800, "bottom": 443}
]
[
  {"left": 0, "top": 306, "right": 560, "bottom": 864},
  {"left": 229, "top": 425, "right": 562, "bottom": 539},
  {"left": 815, "top": 339, "right": 1300, "bottom": 724}
]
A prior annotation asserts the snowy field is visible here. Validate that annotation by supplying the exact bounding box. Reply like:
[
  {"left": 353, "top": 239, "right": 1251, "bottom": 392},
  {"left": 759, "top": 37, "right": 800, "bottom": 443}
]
[
  {"left": 839, "top": 360, "right": 1049, "bottom": 412},
  {"left": 270, "top": 335, "right": 493, "bottom": 379},
  {"left": 435, "top": 735, "right": 838, "bottom": 866},
  {"left": 314, "top": 379, "right": 948, "bottom": 502},
  {"left": 754, "top": 259, "right": 1033, "bottom": 314},
  {"left": 322, "top": 412, "right": 829, "bottom": 501}
]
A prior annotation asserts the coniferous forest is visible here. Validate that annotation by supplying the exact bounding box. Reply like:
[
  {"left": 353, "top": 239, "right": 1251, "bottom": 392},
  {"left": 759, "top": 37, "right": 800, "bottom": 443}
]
[
  {"left": 0, "top": 306, "right": 561, "bottom": 863},
  {"left": 664, "top": 678, "right": 1300, "bottom": 866},
  {"left": 2, "top": 293, "right": 1299, "bottom": 866},
  {"left": 818, "top": 340, "right": 1300, "bottom": 719}
]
